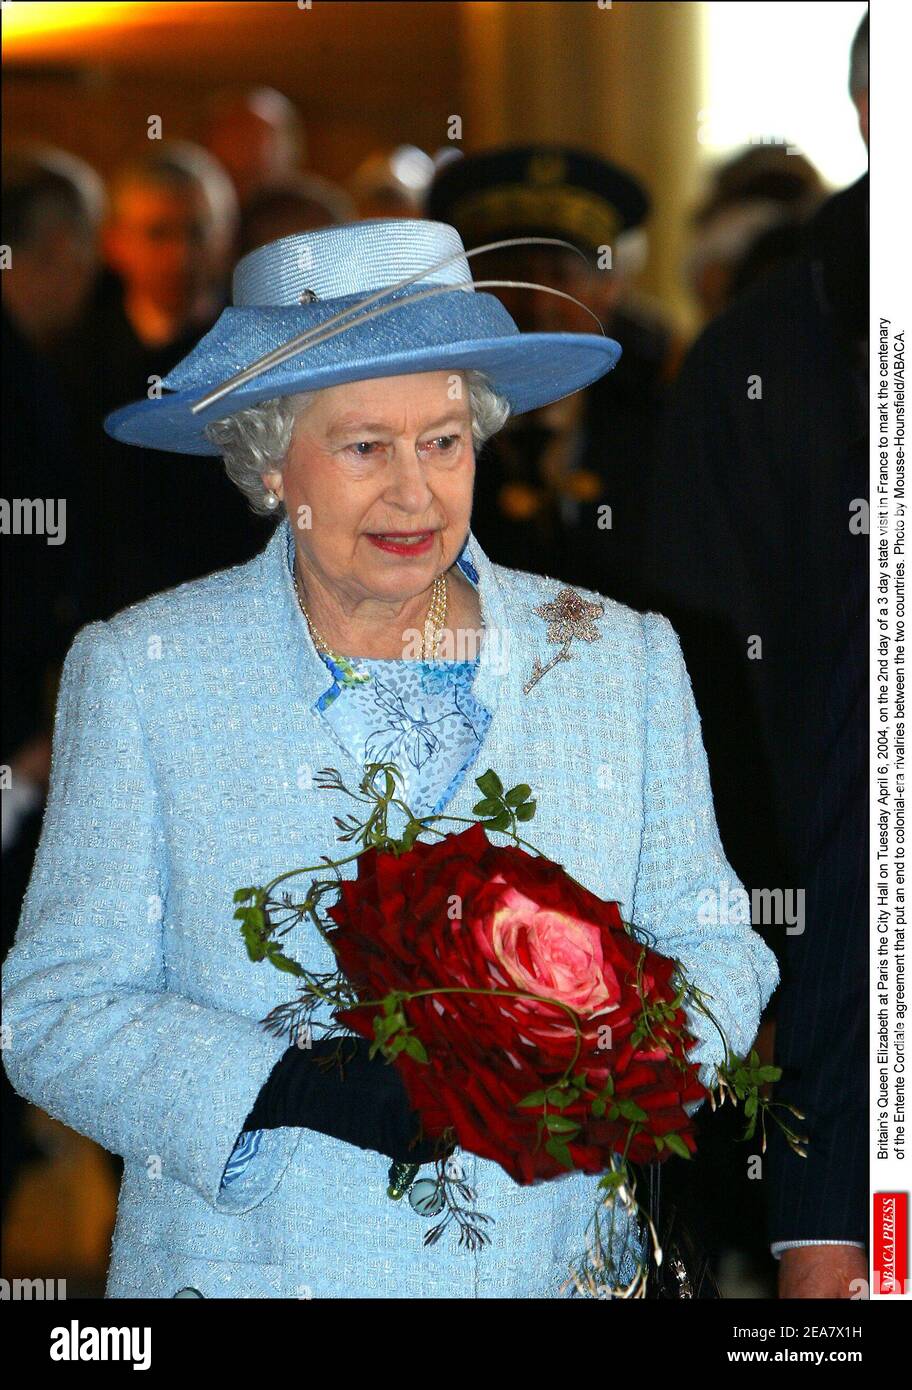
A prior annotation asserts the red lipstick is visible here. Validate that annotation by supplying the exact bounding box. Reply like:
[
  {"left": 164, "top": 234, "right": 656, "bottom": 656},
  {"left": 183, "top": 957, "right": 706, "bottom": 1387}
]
[{"left": 366, "top": 530, "right": 435, "bottom": 556}]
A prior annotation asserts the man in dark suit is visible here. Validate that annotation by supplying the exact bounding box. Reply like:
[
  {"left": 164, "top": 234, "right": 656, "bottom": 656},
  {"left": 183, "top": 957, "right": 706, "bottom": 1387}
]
[{"left": 646, "top": 15, "right": 869, "bottom": 1298}]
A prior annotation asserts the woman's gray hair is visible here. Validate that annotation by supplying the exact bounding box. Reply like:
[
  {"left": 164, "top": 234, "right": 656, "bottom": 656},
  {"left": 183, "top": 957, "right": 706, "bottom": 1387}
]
[{"left": 203, "top": 368, "right": 512, "bottom": 516}]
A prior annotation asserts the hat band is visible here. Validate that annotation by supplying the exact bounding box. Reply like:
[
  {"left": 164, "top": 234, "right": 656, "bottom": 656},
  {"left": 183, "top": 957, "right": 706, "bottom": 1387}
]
[{"left": 161, "top": 289, "right": 519, "bottom": 394}]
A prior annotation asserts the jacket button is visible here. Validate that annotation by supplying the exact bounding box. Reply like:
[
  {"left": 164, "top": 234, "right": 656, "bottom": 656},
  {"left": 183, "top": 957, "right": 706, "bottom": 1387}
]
[{"left": 173, "top": 1287, "right": 204, "bottom": 1298}]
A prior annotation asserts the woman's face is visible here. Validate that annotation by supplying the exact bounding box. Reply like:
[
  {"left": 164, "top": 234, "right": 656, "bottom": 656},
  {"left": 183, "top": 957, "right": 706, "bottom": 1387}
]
[{"left": 264, "top": 370, "right": 475, "bottom": 605}]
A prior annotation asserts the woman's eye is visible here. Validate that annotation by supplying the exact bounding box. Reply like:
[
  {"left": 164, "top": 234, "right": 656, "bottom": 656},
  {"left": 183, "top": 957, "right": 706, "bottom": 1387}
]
[{"left": 345, "top": 435, "right": 461, "bottom": 459}]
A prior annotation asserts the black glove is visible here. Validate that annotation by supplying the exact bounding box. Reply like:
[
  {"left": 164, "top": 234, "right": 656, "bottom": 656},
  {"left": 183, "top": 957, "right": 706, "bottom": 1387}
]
[{"left": 242, "top": 1035, "right": 445, "bottom": 1165}]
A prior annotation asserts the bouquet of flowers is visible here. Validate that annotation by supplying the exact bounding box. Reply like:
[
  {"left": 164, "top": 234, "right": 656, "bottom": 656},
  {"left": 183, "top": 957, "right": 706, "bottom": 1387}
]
[{"left": 234, "top": 763, "right": 805, "bottom": 1297}]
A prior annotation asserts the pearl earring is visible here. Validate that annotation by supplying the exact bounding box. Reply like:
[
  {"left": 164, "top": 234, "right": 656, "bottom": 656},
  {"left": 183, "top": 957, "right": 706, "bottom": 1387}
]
[{"left": 264, "top": 490, "right": 279, "bottom": 510}]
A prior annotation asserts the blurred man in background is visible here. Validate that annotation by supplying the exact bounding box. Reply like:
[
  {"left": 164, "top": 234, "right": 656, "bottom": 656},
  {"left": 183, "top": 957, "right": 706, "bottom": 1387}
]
[
  {"left": 102, "top": 140, "right": 237, "bottom": 344},
  {"left": 54, "top": 142, "right": 269, "bottom": 621},
  {"left": 238, "top": 171, "right": 355, "bottom": 257},
  {"left": 203, "top": 86, "right": 305, "bottom": 208},
  {"left": 684, "top": 143, "right": 826, "bottom": 326},
  {"left": 350, "top": 145, "right": 436, "bottom": 219},
  {"left": 428, "top": 144, "right": 677, "bottom": 602},
  {"left": 1, "top": 146, "right": 103, "bottom": 1210}
]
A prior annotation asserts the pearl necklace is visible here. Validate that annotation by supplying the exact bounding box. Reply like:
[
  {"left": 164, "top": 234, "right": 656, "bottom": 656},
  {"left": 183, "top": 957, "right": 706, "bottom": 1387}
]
[{"left": 293, "top": 563, "right": 448, "bottom": 662}]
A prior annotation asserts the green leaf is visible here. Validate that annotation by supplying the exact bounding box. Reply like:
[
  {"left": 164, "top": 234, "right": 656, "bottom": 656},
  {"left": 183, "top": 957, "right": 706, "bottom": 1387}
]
[
  {"left": 591, "top": 1099, "right": 605, "bottom": 1117},
  {"left": 515, "top": 801, "right": 537, "bottom": 822},
  {"left": 544, "top": 1137, "right": 575, "bottom": 1170},
  {"left": 618, "top": 1098, "right": 648, "bottom": 1123},
  {"left": 758, "top": 1065, "right": 781, "bottom": 1083},
  {"left": 517, "top": 1089, "right": 548, "bottom": 1108},
  {"left": 663, "top": 1133, "right": 692, "bottom": 1160},
  {"left": 744, "top": 1093, "right": 758, "bottom": 1118},
  {"left": 598, "top": 1170, "right": 626, "bottom": 1191},
  {"left": 241, "top": 930, "right": 266, "bottom": 963},
  {"left": 475, "top": 769, "right": 504, "bottom": 798},
  {"left": 485, "top": 811, "right": 512, "bottom": 832},
  {"left": 402, "top": 1035, "right": 429, "bottom": 1063},
  {"left": 472, "top": 797, "right": 503, "bottom": 816},
  {"left": 233, "top": 887, "right": 257, "bottom": 903},
  {"left": 545, "top": 1086, "right": 578, "bottom": 1109},
  {"left": 264, "top": 945, "right": 304, "bottom": 977},
  {"left": 544, "top": 1114, "right": 581, "bottom": 1136},
  {"left": 372, "top": 1013, "right": 404, "bottom": 1042},
  {"left": 505, "top": 784, "right": 532, "bottom": 806}
]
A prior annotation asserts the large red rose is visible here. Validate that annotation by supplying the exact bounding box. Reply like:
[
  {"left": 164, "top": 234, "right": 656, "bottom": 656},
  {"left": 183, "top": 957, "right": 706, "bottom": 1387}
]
[{"left": 327, "top": 821, "right": 705, "bottom": 1184}]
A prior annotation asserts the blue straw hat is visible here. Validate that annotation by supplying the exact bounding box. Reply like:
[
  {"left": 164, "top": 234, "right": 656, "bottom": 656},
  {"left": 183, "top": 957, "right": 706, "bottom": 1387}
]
[{"left": 103, "top": 217, "right": 622, "bottom": 455}]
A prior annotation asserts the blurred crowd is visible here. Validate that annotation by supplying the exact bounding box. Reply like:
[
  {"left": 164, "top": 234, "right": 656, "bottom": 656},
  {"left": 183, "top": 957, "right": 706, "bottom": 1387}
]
[{"left": 2, "top": 12, "right": 869, "bottom": 1297}]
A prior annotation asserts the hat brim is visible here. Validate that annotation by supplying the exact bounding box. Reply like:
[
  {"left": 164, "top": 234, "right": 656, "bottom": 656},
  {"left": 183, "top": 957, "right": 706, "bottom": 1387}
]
[{"left": 104, "top": 333, "right": 621, "bottom": 455}]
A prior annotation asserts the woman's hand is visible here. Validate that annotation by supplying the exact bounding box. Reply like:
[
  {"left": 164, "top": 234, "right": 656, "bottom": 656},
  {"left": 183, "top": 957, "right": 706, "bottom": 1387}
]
[{"left": 243, "top": 1035, "right": 447, "bottom": 1166}]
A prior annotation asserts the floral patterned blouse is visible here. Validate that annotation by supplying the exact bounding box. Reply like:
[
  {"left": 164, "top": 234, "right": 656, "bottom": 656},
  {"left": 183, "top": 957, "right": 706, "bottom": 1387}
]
[{"left": 221, "top": 637, "right": 492, "bottom": 1189}]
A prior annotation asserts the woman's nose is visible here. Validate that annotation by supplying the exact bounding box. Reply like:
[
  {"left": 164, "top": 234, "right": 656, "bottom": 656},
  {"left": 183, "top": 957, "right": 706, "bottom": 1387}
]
[{"left": 383, "top": 446, "right": 435, "bottom": 512}]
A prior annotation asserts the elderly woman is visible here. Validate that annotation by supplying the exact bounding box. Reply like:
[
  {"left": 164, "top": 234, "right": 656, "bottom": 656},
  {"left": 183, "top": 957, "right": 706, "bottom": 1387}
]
[{"left": 1, "top": 220, "right": 778, "bottom": 1298}]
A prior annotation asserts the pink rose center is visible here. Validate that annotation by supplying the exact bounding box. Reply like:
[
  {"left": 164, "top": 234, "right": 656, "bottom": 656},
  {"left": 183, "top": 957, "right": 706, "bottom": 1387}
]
[{"left": 489, "top": 886, "right": 620, "bottom": 1016}]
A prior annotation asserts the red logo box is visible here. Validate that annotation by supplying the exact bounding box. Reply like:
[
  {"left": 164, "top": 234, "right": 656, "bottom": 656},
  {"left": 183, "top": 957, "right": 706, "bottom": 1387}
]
[{"left": 873, "top": 1193, "right": 908, "bottom": 1295}]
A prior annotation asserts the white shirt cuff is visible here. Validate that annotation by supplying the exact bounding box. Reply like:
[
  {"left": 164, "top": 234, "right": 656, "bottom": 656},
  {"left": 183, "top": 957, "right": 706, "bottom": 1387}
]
[{"left": 770, "top": 1239, "right": 867, "bottom": 1260}]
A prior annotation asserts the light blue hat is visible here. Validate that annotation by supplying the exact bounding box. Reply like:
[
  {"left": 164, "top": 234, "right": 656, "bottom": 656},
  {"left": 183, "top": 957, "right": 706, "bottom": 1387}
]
[{"left": 103, "top": 217, "right": 622, "bottom": 455}]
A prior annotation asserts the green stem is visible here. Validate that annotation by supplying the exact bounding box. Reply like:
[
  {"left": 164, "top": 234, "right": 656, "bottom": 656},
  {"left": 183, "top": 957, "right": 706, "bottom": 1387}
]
[
  {"left": 427, "top": 812, "right": 545, "bottom": 857},
  {"left": 263, "top": 850, "right": 365, "bottom": 895}
]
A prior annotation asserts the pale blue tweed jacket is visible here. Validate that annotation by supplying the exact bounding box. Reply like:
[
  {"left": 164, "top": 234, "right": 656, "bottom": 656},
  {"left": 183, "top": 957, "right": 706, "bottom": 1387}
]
[{"left": 1, "top": 514, "right": 779, "bottom": 1298}]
